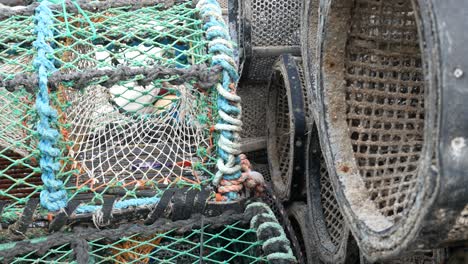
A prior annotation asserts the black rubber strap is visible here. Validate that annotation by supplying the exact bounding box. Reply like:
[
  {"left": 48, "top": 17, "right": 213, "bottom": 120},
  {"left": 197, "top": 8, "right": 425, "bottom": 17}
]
[
  {"left": 49, "top": 199, "right": 81, "bottom": 232},
  {"left": 204, "top": 199, "right": 245, "bottom": 217},
  {"left": 101, "top": 196, "right": 116, "bottom": 224},
  {"left": 184, "top": 189, "right": 198, "bottom": 217},
  {"left": 193, "top": 189, "right": 211, "bottom": 214},
  {"left": 11, "top": 198, "right": 39, "bottom": 235},
  {"left": 171, "top": 189, "right": 187, "bottom": 221},
  {"left": 282, "top": 54, "right": 307, "bottom": 200},
  {"left": 145, "top": 189, "right": 176, "bottom": 224}
]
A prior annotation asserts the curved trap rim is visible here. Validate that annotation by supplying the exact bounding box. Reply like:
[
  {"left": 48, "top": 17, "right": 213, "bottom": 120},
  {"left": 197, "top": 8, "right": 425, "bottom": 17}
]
[
  {"left": 300, "top": 0, "right": 320, "bottom": 114},
  {"left": 267, "top": 54, "right": 307, "bottom": 201},
  {"left": 305, "top": 124, "right": 360, "bottom": 264},
  {"left": 315, "top": 0, "right": 446, "bottom": 259}
]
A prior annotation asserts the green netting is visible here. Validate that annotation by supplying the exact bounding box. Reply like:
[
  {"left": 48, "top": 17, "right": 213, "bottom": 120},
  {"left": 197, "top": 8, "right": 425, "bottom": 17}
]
[
  {"left": 0, "top": 201, "right": 297, "bottom": 263},
  {"left": 0, "top": 0, "right": 224, "bottom": 223},
  {"left": 2, "top": 223, "right": 264, "bottom": 264},
  {"left": 0, "top": 89, "right": 41, "bottom": 222},
  {"left": 88, "top": 223, "right": 263, "bottom": 264},
  {"left": 0, "top": 223, "right": 266, "bottom": 263}
]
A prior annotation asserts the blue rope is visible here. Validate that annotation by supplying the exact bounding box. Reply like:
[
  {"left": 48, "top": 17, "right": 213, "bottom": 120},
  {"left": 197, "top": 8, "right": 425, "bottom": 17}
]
[
  {"left": 34, "top": 0, "right": 68, "bottom": 212},
  {"left": 75, "top": 196, "right": 161, "bottom": 214},
  {"left": 197, "top": 0, "right": 242, "bottom": 200}
]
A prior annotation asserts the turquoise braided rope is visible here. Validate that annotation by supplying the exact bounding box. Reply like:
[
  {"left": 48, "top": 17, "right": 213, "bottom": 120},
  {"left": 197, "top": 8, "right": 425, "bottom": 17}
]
[
  {"left": 34, "top": 0, "right": 68, "bottom": 211},
  {"left": 196, "top": 0, "right": 243, "bottom": 200}
]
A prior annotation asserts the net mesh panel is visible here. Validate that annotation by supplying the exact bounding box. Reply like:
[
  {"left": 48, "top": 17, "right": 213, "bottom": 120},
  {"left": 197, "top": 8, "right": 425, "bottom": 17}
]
[
  {"left": 1, "top": 223, "right": 267, "bottom": 263},
  {"left": 217, "top": 0, "right": 228, "bottom": 9},
  {"left": 6, "top": 244, "right": 74, "bottom": 263},
  {"left": 238, "top": 83, "right": 268, "bottom": 139},
  {"left": 269, "top": 72, "right": 291, "bottom": 187},
  {"left": 345, "top": 0, "right": 424, "bottom": 221},
  {"left": 0, "top": 14, "right": 40, "bottom": 221},
  {"left": 246, "top": 56, "right": 277, "bottom": 81},
  {"left": 244, "top": 0, "right": 302, "bottom": 81},
  {"left": 319, "top": 155, "right": 345, "bottom": 248},
  {"left": 0, "top": 2, "right": 220, "bottom": 221},
  {"left": 88, "top": 223, "right": 263, "bottom": 264},
  {"left": 0, "top": 90, "right": 41, "bottom": 221},
  {"left": 250, "top": 0, "right": 301, "bottom": 46}
]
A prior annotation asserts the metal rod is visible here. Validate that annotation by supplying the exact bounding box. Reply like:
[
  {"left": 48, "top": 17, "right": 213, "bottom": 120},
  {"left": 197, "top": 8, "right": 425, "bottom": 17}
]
[{"left": 252, "top": 46, "right": 302, "bottom": 57}]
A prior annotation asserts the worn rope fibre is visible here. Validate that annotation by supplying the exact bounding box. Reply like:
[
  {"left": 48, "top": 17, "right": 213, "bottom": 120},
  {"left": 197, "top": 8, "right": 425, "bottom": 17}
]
[
  {"left": 0, "top": 0, "right": 186, "bottom": 21},
  {"left": 35, "top": 0, "right": 68, "bottom": 212},
  {"left": 245, "top": 202, "right": 297, "bottom": 263},
  {"left": 197, "top": 0, "right": 262, "bottom": 201},
  {"left": 0, "top": 64, "right": 222, "bottom": 93}
]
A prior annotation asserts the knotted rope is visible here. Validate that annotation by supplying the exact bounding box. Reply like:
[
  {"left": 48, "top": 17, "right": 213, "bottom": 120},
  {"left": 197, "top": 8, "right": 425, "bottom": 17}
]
[
  {"left": 217, "top": 154, "right": 265, "bottom": 200},
  {"left": 34, "top": 0, "right": 67, "bottom": 212},
  {"left": 196, "top": 0, "right": 246, "bottom": 200}
]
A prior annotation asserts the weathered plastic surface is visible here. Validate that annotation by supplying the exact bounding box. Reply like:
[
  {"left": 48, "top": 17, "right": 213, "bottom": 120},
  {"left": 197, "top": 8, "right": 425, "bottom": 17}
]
[{"left": 306, "top": 0, "right": 468, "bottom": 261}]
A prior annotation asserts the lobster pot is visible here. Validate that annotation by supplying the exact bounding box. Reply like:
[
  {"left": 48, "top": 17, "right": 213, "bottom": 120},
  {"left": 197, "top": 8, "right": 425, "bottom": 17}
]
[
  {"left": 0, "top": 201, "right": 297, "bottom": 264},
  {"left": 267, "top": 55, "right": 311, "bottom": 201},
  {"left": 0, "top": 0, "right": 240, "bottom": 231},
  {"left": 314, "top": 0, "right": 468, "bottom": 260},
  {"left": 305, "top": 125, "right": 359, "bottom": 264},
  {"left": 229, "top": 0, "right": 303, "bottom": 81}
]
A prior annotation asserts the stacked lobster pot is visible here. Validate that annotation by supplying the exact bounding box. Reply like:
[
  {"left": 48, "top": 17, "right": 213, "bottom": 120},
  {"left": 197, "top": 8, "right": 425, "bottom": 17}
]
[
  {"left": 302, "top": 0, "right": 468, "bottom": 262},
  {"left": 0, "top": 0, "right": 299, "bottom": 263},
  {"left": 233, "top": 0, "right": 468, "bottom": 263}
]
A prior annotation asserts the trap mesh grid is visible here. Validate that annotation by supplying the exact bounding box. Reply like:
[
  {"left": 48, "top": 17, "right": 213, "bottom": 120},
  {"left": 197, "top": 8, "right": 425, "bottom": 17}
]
[
  {"left": 1, "top": 222, "right": 263, "bottom": 263},
  {"left": 244, "top": 0, "right": 302, "bottom": 81},
  {"left": 0, "top": 200, "right": 297, "bottom": 263},
  {"left": 0, "top": 0, "right": 220, "bottom": 223},
  {"left": 0, "top": 0, "right": 254, "bottom": 229},
  {"left": 344, "top": 0, "right": 425, "bottom": 221},
  {"left": 318, "top": 155, "right": 345, "bottom": 250}
]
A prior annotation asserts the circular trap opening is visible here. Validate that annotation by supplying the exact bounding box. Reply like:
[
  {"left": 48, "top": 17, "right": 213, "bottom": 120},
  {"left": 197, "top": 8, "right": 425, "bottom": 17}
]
[
  {"left": 317, "top": 0, "right": 437, "bottom": 254},
  {"left": 267, "top": 55, "right": 308, "bottom": 201}
]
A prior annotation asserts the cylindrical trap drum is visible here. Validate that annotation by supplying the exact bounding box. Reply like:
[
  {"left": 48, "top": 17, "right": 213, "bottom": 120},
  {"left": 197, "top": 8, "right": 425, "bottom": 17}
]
[
  {"left": 267, "top": 54, "right": 312, "bottom": 201},
  {"left": 229, "top": 0, "right": 304, "bottom": 81},
  {"left": 314, "top": 0, "right": 468, "bottom": 260}
]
